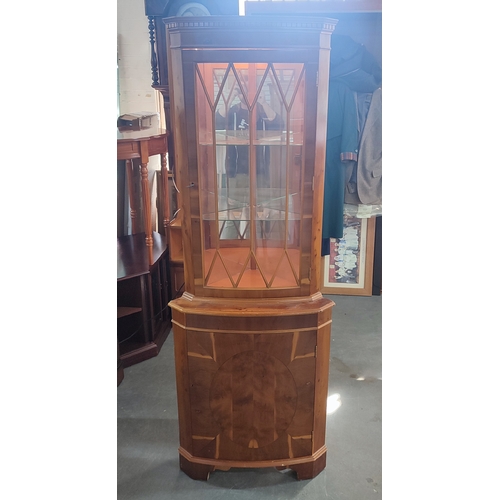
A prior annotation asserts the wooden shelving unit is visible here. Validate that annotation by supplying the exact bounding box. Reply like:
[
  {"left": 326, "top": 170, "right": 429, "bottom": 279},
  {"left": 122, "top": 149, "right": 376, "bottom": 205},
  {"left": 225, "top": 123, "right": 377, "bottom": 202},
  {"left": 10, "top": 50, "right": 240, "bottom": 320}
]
[{"left": 117, "top": 232, "right": 171, "bottom": 369}]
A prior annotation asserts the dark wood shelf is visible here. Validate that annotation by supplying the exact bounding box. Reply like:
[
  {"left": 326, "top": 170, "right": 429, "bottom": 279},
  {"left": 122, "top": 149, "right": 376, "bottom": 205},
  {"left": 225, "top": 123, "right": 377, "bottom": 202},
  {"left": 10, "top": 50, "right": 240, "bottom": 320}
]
[
  {"left": 117, "top": 306, "right": 142, "bottom": 319},
  {"left": 117, "top": 231, "right": 169, "bottom": 280},
  {"left": 117, "top": 231, "right": 171, "bottom": 370}
]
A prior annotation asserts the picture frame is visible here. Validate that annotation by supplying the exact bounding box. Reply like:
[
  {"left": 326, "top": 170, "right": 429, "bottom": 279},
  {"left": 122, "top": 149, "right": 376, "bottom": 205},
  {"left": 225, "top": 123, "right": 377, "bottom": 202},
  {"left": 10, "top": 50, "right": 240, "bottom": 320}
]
[{"left": 321, "top": 215, "right": 376, "bottom": 296}]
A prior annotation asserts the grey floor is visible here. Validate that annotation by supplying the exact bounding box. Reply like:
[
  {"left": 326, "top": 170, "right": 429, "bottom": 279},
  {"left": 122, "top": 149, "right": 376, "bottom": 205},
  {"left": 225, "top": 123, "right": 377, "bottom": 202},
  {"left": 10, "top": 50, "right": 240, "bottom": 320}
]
[{"left": 117, "top": 294, "right": 382, "bottom": 500}]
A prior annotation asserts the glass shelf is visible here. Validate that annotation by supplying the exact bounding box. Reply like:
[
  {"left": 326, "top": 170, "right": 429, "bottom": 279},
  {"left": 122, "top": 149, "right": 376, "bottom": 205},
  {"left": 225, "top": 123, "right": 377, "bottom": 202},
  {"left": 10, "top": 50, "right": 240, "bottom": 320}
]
[
  {"left": 202, "top": 188, "right": 300, "bottom": 221},
  {"left": 198, "top": 130, "right": 303, "bottom": 146}
]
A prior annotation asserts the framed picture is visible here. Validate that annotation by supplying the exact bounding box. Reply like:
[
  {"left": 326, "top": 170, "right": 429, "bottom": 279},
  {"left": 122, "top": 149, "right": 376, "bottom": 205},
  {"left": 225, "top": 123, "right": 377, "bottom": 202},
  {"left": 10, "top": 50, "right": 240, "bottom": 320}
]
[{"left": 321, "top": 215, "right": 376, "bottom": 296}]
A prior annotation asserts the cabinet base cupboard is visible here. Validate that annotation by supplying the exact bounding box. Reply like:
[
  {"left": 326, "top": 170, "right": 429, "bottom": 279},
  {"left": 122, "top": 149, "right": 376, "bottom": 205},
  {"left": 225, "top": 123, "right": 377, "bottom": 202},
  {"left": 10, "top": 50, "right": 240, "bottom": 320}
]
[
  {"left": 170, "top": 294, "right": 333, "bottom": 480},
  {"left": 165, "top": 16, "right": 337, "bottom": 480}
]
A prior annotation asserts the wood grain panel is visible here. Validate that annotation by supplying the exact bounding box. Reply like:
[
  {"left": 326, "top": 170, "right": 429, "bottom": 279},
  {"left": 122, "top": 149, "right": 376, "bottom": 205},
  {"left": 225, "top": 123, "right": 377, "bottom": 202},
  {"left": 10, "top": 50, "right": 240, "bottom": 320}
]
[
  {"left": 187, "top": 313, "right": 320, "bottom": 332},
  {"left": 172, "top": 324, "right": 193, "bottom": 451},
  {"left": 210, "top": 350, "right": 297, "bottom": 450},
  {"left": 254, "top": 333, "right": 294, "bottom": 366},
  {"left": 313, "top": 323, "right": 331, "bottom": 451},
  {"left": 187, "top": 356, "right": 220, "bottom": 438},
  {"left": 187, "top": 330, "right": 216, "bottom": 360},
  {"left": 212, "top": 333, "right": 254, "bottom": 366},
  {"left": 148, "top": 136, "right": 168, "bottom": 156},
  {"left": 117, "top": 141, "right": 140, "bottom": 160},
  {"left": 292, "top": 330, "right": 317, "bottom": 360},
  {"left": 286, "top": 356, "right": 315, "bottom": 441}
]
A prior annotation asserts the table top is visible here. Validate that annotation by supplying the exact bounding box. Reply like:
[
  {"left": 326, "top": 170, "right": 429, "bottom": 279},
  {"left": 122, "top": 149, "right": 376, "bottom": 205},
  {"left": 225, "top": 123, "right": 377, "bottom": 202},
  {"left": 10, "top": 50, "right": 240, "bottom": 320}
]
[
  {"left": 117, "top": 232, "right": 168, "bottom": 280},
  {"left": 117, "top": 125, "right": 168, "bottom": 143}
]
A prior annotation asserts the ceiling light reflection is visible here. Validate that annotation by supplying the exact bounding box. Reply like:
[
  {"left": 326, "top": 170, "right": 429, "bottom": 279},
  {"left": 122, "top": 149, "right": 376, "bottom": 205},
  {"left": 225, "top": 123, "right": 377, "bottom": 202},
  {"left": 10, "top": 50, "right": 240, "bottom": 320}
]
[{"left": 327, "top": 393, "right": 342, "bottom": 414}]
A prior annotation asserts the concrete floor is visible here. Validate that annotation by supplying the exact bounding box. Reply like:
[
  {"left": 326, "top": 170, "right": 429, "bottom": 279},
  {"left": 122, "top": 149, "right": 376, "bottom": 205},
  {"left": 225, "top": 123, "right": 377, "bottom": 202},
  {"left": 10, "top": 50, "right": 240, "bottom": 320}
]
[{"left": 117, "top": 294, "right": 382, "bottom": 500}]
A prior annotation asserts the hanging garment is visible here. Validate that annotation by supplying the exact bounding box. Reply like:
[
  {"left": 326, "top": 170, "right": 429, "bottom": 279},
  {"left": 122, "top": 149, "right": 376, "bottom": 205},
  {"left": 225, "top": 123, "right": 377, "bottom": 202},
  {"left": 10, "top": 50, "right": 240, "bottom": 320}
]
[
  {"left": 329, "top": 35, "right": 382, "bottom": 93},
  {"left": 321, "top": 37, "right": 381, "bottom": 256},
  {"left": 344, "top": 91, "right": 373, "bottom": 203},
  {"left": 344, "top": 88, "right": 382, "bottom": 205},
  {"left": 321, "top": 80, "right": 359, "bottom": 256},
  {"left": 356, "top": 92, "right": 373, "bottom": 138},
  {"left": 355, "top": 87, "right": 382, "bottom": 205}
]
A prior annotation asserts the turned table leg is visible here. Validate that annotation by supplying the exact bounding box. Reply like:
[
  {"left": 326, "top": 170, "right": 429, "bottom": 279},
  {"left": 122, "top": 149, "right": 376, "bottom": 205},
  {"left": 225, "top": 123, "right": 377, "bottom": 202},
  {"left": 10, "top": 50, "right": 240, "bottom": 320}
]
[
  {"left": 125, "top": 159, "right": 138, "bottom": 234},
  {"left": 139, "top": 140, "right": 153, "bottom": 263},
  {"left": 161, "top": 152, "right": 170, "bottom": 235}
]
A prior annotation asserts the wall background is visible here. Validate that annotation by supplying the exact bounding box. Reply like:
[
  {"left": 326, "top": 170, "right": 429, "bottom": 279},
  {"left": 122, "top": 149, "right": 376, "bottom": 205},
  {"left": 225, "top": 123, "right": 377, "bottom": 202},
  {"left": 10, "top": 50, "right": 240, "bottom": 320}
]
[
  {"left": 117, "top": 0, "right": 163, "bottom": 117},
  {"left": 117, "top": 0, "right": 164, "bottom": 232}
]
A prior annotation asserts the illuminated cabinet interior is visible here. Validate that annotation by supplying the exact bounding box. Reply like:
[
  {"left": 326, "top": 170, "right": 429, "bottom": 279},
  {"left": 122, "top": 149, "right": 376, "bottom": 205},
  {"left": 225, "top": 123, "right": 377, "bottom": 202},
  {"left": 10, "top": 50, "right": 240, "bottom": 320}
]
[
  {"left": 165, "top": 16, "right": 336, "bottom": 481},
  {"left": 196, "top": 61, "right": 308, "bottom": 290}
]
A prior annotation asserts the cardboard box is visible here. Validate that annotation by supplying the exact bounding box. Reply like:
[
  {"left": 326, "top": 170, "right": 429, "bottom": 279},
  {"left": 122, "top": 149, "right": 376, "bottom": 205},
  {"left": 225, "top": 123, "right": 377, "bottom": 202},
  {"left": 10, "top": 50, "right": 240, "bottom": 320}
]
[{"left": 117, "top": 112, "right": 158, "bottom": 131}]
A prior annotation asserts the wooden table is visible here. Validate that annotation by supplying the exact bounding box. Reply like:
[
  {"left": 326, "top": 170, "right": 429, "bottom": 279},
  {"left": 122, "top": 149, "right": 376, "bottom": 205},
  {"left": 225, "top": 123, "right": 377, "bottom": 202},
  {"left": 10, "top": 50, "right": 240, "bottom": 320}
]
[{"left": 117, "top": 124, "right": 169, "bottom": 263}]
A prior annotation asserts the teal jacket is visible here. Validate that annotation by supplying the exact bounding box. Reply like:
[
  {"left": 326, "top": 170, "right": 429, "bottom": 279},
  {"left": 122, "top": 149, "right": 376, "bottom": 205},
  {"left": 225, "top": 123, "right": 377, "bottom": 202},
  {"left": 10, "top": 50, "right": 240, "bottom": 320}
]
[{"left": 322, "top": 80, "right": 359, "bottom": 255}]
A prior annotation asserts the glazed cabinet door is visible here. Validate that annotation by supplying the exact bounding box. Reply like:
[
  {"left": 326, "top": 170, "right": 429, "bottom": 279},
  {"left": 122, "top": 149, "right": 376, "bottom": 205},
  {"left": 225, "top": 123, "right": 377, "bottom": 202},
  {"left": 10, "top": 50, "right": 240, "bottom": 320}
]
[{"left": 194, "top": 62, "right": 308, "bottom": 293}]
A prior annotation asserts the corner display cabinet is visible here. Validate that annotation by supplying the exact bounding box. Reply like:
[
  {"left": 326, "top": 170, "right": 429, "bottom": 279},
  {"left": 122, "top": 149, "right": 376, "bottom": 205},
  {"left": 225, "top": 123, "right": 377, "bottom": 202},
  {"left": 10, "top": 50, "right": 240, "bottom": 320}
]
[{"left": 165, "top": 15, "right": 337, "bottom": 481}]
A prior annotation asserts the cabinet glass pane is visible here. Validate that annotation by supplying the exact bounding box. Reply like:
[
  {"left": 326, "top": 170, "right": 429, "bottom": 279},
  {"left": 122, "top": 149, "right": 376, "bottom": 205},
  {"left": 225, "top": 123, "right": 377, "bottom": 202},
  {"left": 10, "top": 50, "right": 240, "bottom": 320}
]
[{"left": 196, "top": 62, "right": 305, "bottom": 289}]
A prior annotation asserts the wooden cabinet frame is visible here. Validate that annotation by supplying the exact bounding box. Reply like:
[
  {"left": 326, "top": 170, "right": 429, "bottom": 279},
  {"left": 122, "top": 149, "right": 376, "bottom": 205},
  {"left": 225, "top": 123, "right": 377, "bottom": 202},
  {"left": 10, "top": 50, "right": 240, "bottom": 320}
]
[{"left": 165, "top": 16, "right": 337, "bottom": 481}]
